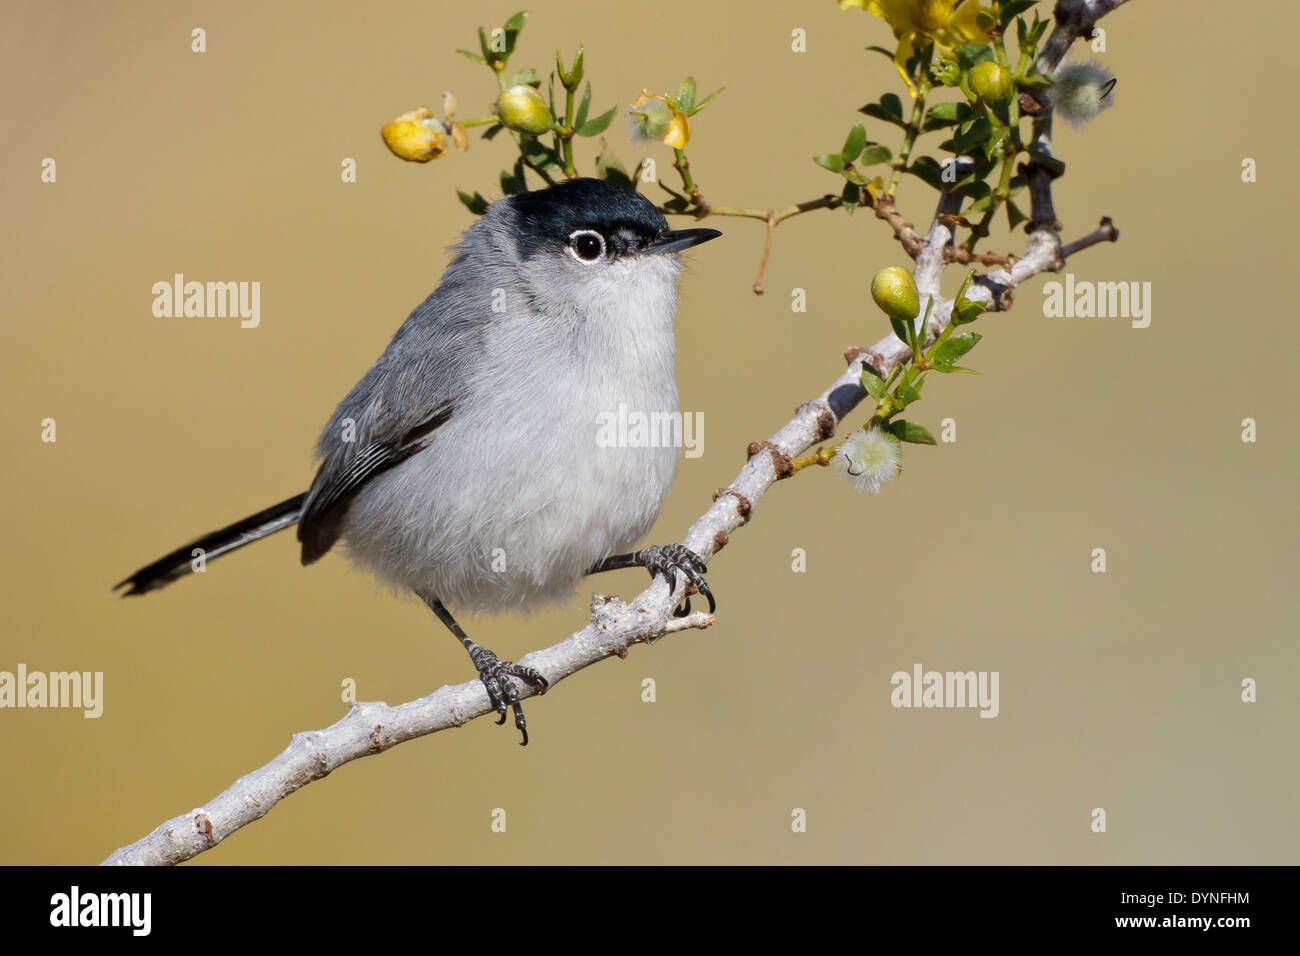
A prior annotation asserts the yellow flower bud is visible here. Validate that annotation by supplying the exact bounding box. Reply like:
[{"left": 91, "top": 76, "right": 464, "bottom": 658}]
[
  {"left": 871, "top": 266, "right": 920, "bottom": 323},
  {"left": 380, "top": 107, "right": 448, "bottom": 163},
  {"left": 969, "top": 61, "right": 1012, "bottom": 103},
  {"left": 495, "top": 85, "right": 554, "bottom": 135}
]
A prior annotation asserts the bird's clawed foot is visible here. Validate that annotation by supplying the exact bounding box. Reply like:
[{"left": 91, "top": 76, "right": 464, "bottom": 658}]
[
  {"left": 467, "top": 645, "right": 548, "bottom": 746},
  {"left": 632, "top": 542, "right": 716, "bottom": 617}
]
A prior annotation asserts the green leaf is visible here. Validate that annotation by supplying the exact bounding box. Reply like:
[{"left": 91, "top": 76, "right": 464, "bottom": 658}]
[
  {"left": 922, "top": 101, "right": 972, "bottom": 130},
  {"left": 862, "top": 366, "right": 887, "bottom": 400},
  {"left": 500, "top": 169, "right": 523, "bottom": 196},
  {"left": 857, "top": 144, "right": 893, "bottom": 166},
  {"left": 575, "top": 82, "right": 591, "bottom": 128},
  {"left": 1000, "top": 0, "right": 1037, "bottom": 28},
  {"left": 903, "top": 40, "right": 934, "bottom": 79},
  {"left": 1027, "top": 149, "right": 1066, "bottom": 175},
  {"left": 952, "top": 295, "right": 987, "bottom": 326},
  {"left": 1021, "top": 11, "right": 1049, "bottom": 48},
  {"left": 510, "top": 67, "right": 537, "bottom": 87},
  {"left": 676, "top": 76, "right": 697, "bottom": 113},
  {"left": 888, "top": 420, "right": 937, "bottom": 445},
  {"left": 952, "top": 156, "right": 996, "bottom": 185},
  {"left": 895, "top": 383, "right": 922, "bottom": 406},
  {"left": 522, "top": 138, "right": 562, "bottom": 171},
  {"left": 889, "top": 316, "right": 913, "bottom": 348},
  {"left": 502, "top": 10, "right": 528, "bottom": 55},
  {"left": 906, "top": 156, "right": 945, "bottom": 190},
  {"left": 953, "top": 270, "right": 974, "bottom": 303},
  {"left": 1018, "top": 70, "right": 1053, "bottom": 91},
  {"left": 456, "top": 189, "right": 490, "bottom": 215},
  {"left": 865, "top": 45, "right": 896, "bottom": 61},
  {"left": 478, "top": 26, "right": 492, "bottom": 63},
  {"left": 481, "top": 123, "right": 506, "bottom": 141},
  {"left": 576, "top": 105, "right": 617, "bottom": 137},
  {"left": 595, "top": 142, "right": 631, "bottom": 187},
  {"left": 944, "top": 118, "right": 994, "bottom": 156},
  {"left": 952, "top": 180, "right": 991, "bottom": 201},
  {"left": 889, "top": 316, "right": 909, "bottom": 345},
  {"left": 456, "top": 49, "right": 487, "bottom": 65},
  {"left": 929, "top": 364, "right": 980, "bottom": 374},
  {"left": 1006, "top": 198, "right": 1027, "bottom": 230},
  {"left": 813, "top": 153, "right": 845, "bottom": 173},
  {"left": 954, "top": 41, "right": 994, "bottom": 70},
  {"left": 571, "top": 46, "right": 585, "bottom": 86},
  {"left": 841, "top": 122, "right": 867, "bottom": 164},
  {"left": 932, "top": 331, "right": 982, "bottom": 366},
  {"left": 1017, "top": 12, "right": 1032, "bottom": 49},
  {"left": 688, "top": 85, "right": 724, "bottom": 115},
  {"left": 841, "top": 181, "right": 861, "bottom": 214},
  {"left": 859, "top": 92, "right": 906, "bottom": 128},
  {"left": 557, "top": 46, "right": 584, "bottom": 89}
]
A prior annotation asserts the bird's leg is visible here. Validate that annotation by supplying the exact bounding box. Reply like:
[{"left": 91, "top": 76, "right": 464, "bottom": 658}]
[
  {"left": 588, "top": 543, "right": 715, "bottom": 617},
  {"left": 421, "top": 595, "right": 547, "bottom": 746}
]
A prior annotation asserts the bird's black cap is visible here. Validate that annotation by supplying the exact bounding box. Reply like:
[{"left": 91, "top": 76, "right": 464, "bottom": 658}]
[{"left": 509, "top": 178, "right": 720, "bottom": 259}]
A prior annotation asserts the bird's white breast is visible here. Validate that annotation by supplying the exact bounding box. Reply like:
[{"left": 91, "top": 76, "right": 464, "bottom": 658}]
[{"left": 340, "top": 254, "right": 684, "bottom": 614}]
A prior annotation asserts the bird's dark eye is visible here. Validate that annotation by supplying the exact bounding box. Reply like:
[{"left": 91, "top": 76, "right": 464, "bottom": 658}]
[{"left": 568, "top": 229, "right": 605, "bottom": 262}]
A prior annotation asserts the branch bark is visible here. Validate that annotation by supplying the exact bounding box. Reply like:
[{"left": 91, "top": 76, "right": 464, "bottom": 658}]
[{"left": 100, "top": 0, "right": 1132, "bottom": 867}]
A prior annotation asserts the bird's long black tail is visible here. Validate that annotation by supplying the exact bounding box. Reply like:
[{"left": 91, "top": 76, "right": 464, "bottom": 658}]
[{"left": 114, "top": 493, "right": 306, "bottom": 596}]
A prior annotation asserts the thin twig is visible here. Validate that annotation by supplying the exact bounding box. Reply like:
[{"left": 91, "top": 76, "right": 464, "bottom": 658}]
[
  {"left": 752, "top": 210, "right": 778, "bottom": 295},
  {"left": 1060, "top": 216, "right": 1118, "bottom": 258}
]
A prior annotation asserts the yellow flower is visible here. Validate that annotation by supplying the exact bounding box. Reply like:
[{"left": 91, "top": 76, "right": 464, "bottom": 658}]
[
  {"left": 840, "top": 0, "right": 993, "bottom": 95},
  {"left": 381, "top": 107, "right": 448, "bottom": 163},
  {"left": 380, "top": 93, "right": 469, "bottom": 163},
  {"left": 628, "top": 90, "right": 691, "bottom": 149}
]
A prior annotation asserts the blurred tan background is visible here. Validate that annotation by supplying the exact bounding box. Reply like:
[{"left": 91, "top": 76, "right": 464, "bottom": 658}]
[{"left": 2, "top": 0, "right": 1296, "bottom": 865}]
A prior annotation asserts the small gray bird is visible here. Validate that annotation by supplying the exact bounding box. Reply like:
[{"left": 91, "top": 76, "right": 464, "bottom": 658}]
[{"left": 117, "top": 178, "right": 721, "bottom": 745}]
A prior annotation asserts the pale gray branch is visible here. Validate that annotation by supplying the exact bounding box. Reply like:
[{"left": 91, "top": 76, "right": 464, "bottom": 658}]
[{"left": 100, "top": 0, "right": 1132, "bottom": 867}]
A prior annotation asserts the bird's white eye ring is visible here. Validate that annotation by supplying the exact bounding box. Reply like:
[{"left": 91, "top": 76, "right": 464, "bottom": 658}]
[{"left": 567, "top": 229, "right": 606, "bottom": 263}]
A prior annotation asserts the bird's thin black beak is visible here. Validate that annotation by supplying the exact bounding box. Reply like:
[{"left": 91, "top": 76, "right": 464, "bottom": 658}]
[{"left": 648, "top": 227, "right": 723, "bottom": 255}]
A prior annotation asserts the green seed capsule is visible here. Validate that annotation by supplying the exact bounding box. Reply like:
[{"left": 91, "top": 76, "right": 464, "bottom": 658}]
[
  {"left": 495, "top": 85, "right": 554, "bottom": 136},
  {"left": 871, "top": 266, "right": 920, "bottom": 323},
  {"left": 969, "top": 61, "right": 1012, "bottom": 103}
]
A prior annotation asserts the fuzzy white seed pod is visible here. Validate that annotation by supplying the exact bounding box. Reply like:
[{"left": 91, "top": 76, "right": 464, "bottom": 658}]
[
  {"left": 833, "top": 427, "right": 901, "bottom": 494},
  {"left": 1049, "top": 62, "right": 1116, "bottom": 127}
]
